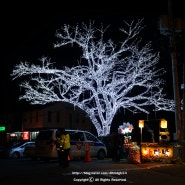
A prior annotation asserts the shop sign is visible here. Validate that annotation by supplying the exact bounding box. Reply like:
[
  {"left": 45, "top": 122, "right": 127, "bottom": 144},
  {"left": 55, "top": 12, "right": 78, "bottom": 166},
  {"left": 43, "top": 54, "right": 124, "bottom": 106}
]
[{"left": 141, "top": 146, "right": 173, "bottom": 161}]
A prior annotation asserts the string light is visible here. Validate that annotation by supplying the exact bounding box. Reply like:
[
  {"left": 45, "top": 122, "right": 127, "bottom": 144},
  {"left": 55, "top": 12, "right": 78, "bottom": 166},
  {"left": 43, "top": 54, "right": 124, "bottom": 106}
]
[{"left": 11, "top": 20, "right": 175, "bottom": 136}]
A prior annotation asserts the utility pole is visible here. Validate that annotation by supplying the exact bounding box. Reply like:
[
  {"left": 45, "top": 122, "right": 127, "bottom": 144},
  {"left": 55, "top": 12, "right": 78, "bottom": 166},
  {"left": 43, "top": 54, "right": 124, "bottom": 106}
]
[
  {"left": 159, "top": 0, "right": 184, "bottom": 161},
  {"left": 168, "top": 0, "right": 183, "bottom": 156}
]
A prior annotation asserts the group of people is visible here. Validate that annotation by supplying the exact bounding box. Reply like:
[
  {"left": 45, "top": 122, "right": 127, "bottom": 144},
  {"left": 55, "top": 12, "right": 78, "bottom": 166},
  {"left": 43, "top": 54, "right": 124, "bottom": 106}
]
[{"left": 55, "top": 128, "right": 70, "bottom": 168}]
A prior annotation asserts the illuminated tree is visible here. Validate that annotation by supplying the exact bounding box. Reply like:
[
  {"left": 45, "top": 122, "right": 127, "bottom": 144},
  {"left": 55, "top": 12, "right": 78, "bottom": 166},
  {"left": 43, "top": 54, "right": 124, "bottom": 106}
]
[{"left": 11, "top": 19, "right": 174, "bottom": 136}]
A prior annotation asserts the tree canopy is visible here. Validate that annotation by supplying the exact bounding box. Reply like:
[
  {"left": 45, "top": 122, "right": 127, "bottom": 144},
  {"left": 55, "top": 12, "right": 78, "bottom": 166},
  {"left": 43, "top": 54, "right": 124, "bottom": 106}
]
[{"left": 11, "top": 19, "right": 174, "bottom": 136}]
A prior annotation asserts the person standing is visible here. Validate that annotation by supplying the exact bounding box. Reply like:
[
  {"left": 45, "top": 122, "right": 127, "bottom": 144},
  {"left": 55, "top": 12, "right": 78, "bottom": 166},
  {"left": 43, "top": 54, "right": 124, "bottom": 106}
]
[
  {"left": 59, "top": 128, "right": 71, "bottom": 168},
  {"left": 55, "top": 128, "right": 63, "bottom": 166},
  {"left": 111, "top": 131, "right": 123, "bottom": 161}
]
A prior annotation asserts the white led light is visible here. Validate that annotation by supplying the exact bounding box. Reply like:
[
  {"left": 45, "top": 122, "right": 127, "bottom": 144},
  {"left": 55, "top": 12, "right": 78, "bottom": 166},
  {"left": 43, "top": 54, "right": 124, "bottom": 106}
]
[{"left": 11, "top": 20, "right": 175, "bottom": 136}]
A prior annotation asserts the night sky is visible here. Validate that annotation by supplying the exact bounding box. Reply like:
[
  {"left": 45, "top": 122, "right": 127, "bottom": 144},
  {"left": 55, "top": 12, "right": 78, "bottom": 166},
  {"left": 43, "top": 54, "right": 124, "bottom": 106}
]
[{"left": 0, "top": 0, "right": 184, "bottom": 116}]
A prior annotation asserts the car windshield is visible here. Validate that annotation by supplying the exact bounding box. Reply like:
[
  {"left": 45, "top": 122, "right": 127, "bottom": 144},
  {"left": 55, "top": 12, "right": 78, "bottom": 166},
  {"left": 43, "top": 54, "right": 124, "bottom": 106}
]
[{"left": 11, "top": 142, "right": 25, "bottom": 148}]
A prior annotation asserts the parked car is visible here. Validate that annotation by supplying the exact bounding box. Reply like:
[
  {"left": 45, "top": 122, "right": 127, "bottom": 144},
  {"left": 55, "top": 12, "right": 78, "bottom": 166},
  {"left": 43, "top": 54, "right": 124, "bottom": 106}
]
[
  {"left": 35, "top": 129, "right": 107, "bottom": 161},
  {"left": 8, "top": 141, "right": 35, "bottom": 159},
  {"left": 23, "top": 142, "right": 37, "bottom": 160},
  {"left": 0, "top": 141, "right": 24, "bottom": 158}
]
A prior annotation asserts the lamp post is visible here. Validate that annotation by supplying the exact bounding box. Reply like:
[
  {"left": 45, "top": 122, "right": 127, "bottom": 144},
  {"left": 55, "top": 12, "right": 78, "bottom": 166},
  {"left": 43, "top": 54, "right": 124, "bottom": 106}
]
[
  {"left": 167, "top": 0, "right": 182, "bottom": 144},
  {"left": 159, "top": 0, "right": 183, "bottom": 159},
  {"left": 159, "top": 119, "right": 170, "bottom": 144},
  {"left": 160, "top": 119, "right": 167, "bottom": 129},
  {"left": 139, "top": 120, "right": 144, "bottom": 144}
]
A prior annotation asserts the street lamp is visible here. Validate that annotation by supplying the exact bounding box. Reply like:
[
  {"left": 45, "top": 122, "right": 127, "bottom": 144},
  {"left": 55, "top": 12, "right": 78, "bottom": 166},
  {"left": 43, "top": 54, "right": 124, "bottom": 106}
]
[
  {"left": 159, "top": 119, "right": 170, "bottom": 144},
  {"left": 139, "top": 120, "right": 144, "bottom": 144},
  {"left": 160, "top": 119, "right": 167, "bottom": 129}
]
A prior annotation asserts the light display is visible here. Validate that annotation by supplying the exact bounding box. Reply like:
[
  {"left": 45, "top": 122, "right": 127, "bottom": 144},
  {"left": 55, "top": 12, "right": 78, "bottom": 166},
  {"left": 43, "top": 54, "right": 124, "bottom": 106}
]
[
  {"left": 11, "top": 20, "right": 175, "bottom": 136},
  {"left": 139, "top": 120, "right": 144, "bottom": 128},
  {"left": 22, "top": 131, "right": 30, "bottom": 140},
  {"left": 118, "top": 122, "right": 134, "bottom": 135},
  {"left": 141, "top": 146, "right": 173, "bottom": 161},
  {"left": 160, "top": 119, "right": 167, "bottom": 128}
]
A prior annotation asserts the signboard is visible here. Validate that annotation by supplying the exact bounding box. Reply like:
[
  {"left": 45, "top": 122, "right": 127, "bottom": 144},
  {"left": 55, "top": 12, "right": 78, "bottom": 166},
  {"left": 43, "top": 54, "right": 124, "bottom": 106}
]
[
  {"left": 22, "top": 131, "right": 30, "bottom": 140},
  {"left": 0, "top": 126, "right": 5, "bottom": 131},
  {"left": 141, "top": 146, "right": 173, "bottom": 161}
]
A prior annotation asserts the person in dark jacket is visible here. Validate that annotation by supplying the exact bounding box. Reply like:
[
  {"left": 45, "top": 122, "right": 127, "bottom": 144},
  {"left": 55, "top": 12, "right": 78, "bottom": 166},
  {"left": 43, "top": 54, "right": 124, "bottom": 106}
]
[
  {"left": 55, "top": 128, "right": 63, "bottom": 166},
  {"left": 111, "top": 131, "right": 123, "bottom": 161}
]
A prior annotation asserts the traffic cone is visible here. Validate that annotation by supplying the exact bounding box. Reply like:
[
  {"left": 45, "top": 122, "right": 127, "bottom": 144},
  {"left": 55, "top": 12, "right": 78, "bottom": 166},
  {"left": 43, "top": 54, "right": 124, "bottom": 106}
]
[
  {"left": 84, "top": 150, "right": 92, "bottom": 162},
  {"left": 68, "top": 154, "right": 70, "bottom": 161},
  {"left": 84, "top": 143, "right": 92, "bottom": 162}
]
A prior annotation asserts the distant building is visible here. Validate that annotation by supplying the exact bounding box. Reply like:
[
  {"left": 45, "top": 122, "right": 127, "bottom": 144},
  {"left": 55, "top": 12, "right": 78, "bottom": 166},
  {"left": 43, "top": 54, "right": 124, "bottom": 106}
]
[
  {"left": 5, "top": 102, "right": 93, "bottom": 142},
  {"left": 22, "top": 102, "right": 92, "bottom": 131}
]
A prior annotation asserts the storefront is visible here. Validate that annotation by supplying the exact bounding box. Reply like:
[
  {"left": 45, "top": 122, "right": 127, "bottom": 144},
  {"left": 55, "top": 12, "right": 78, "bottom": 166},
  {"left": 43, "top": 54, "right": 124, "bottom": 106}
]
[{"left": 6, "top": 130, "right": 39, "bottom": 142}]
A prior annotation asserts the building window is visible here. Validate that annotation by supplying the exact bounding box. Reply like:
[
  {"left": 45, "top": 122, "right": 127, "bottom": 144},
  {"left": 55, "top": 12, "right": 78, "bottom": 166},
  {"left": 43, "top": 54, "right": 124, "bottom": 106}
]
[{"left": 48, "top": 111, "right": 52, "bottom": 122}]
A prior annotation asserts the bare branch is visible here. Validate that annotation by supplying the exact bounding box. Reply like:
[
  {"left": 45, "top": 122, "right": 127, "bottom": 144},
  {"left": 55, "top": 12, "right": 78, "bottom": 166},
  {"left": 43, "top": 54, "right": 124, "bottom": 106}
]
[{"left": 11, "top": 20, "right": 174, "bottom": 136}]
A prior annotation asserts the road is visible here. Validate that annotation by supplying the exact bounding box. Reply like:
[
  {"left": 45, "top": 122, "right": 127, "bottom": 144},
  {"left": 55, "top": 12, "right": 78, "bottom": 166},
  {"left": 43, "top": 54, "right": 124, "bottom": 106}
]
[{"left": 0, "top": 158, "right": 185, "bottom": 185}]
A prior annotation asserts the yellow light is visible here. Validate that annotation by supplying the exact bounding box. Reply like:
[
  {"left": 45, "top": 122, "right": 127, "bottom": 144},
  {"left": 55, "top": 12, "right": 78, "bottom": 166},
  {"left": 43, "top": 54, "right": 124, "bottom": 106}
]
[
  {"left": 165, "top": 150, "right": 169, "bottom": 157},
  {"left": 160, "top": 119, "right": 167, "bottom": 128},
  {"left": 141, "top": 146, "right": 173, "bottom": 160},
  {"left": 154, "top": 150, "right": 160, "bottom": 156},
  {"left": 139, "top": 120, "right": 144, "bottom": 128},
  {"left": 143, "top": 149, "right": 148, "bottom": 155}
]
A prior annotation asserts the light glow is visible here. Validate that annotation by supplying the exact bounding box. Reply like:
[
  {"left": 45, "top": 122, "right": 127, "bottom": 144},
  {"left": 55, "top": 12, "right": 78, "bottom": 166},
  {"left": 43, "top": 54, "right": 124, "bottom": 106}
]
[
  {"left": 160, "top": 119, "right": 167, "bottom": 128},
  {"left": 22, "top": 131, "right": 30, "bottom": 140},
  {"left": 139, "top": 120, "right": 144, "bottom": 128},
  {"left": 141, "top": 146, "right": 173, "bottom": 161},
  {"left": 11, "top": 20, "right": 175, "bottom": 136},
  {"left": 118, "top": 122, "right": 134, "bottom": 134}
]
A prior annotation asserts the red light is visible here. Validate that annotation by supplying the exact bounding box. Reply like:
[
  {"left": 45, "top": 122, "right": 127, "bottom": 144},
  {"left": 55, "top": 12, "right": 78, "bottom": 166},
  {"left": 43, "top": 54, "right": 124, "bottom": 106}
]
[{"left": 22, "top": 131, "right": 29, "bottom": 140}]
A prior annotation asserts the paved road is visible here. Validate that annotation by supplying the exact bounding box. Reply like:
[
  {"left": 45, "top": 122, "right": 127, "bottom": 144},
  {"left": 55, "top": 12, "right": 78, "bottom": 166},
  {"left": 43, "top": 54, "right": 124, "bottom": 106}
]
[{"left": 0, "top": 158, "right": 185, "bottom": 184}]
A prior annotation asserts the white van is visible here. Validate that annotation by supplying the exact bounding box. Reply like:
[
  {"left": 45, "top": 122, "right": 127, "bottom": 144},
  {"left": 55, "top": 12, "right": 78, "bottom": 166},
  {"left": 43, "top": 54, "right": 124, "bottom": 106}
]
[{"left": 35, "top": 129, "right": 107, "bottom": 161}]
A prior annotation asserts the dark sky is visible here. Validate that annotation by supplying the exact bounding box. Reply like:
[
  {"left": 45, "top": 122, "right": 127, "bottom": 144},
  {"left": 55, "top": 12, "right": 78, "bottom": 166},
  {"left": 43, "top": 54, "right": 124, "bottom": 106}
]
[{"left": 0, "top": 0, "right": 184, "bottom": 114}]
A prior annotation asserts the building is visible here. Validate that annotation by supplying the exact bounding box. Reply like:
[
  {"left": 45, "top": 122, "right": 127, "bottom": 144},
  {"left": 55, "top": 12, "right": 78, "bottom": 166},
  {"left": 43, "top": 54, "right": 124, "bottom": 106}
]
[{"left": 6, "top": 102, "right": 93, "bottom": 142}]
